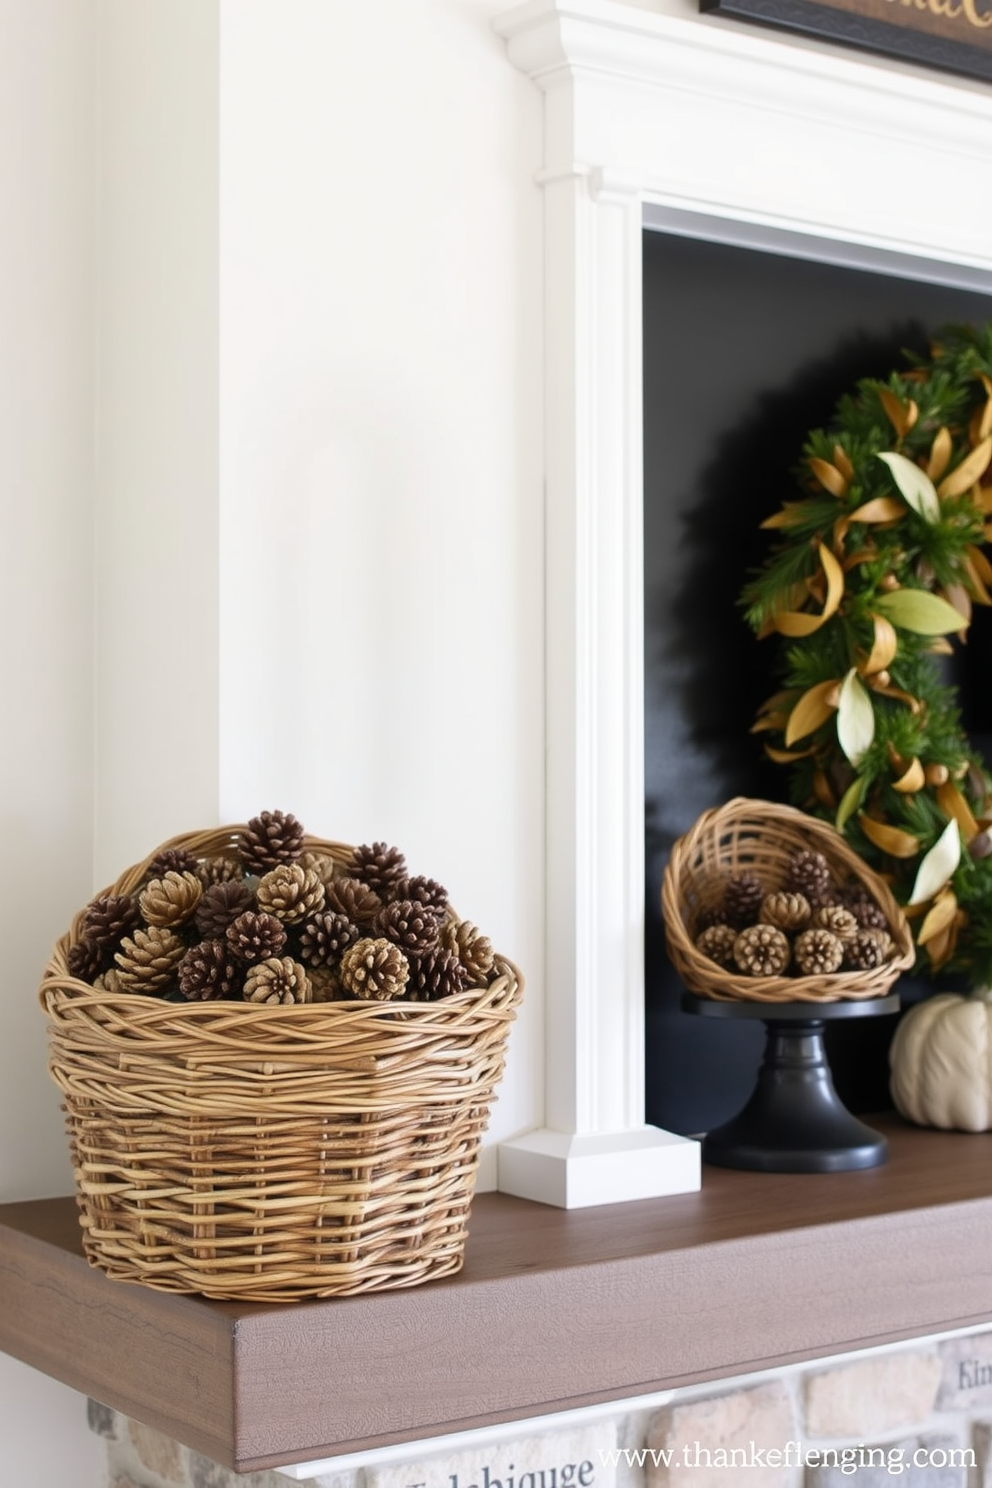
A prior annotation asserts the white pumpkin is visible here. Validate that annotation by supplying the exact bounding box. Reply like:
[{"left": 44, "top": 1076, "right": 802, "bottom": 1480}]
[{"left": 889, "top": 989, "right": 992, "bottom": 1132}]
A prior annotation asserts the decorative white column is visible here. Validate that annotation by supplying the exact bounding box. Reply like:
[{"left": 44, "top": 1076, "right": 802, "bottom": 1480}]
[{"left": 494, "top": 14, "right": 701, "bottom": 1207}]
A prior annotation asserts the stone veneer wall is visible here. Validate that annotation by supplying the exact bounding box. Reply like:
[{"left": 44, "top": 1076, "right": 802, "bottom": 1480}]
[{"left": 89, "top": 1326, "right": 992, "bottom": 1488}]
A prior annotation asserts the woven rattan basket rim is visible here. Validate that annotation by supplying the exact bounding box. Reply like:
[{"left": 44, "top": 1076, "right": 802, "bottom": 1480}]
[{"left": 661, "top": 796, "right": 915, "bottom": 1003}]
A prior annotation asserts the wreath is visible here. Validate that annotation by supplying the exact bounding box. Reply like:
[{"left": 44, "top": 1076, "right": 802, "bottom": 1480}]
[{"left": 742, "top": 323, "right": 992, "bottom": 985}]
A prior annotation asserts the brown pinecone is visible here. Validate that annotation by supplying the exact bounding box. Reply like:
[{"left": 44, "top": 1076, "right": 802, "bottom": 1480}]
[
  {"left": 843, "top": 930, "right": 886, "bottom": 971},
  {"left": 695, "top": 923, "right": 738, "bottom": 969},
  {"left": 146, "top": 846, "right": 200, "bottom": 880},
  {"left": 197, "top": 855, "right": 245, "bottom": 887},
  {"left": 838, "top": 885, "right": 889, "bottom": 932},
  {"left": 67, "top": 938, "right": 103, "bottom": 983},
  {"left": 722, "top": 871, "right": 764, "bottom": 928},
  {"left": 256, "top": 863, "right": 325, "bottom": 925},
  {"left": 374, "top": 898, "right": 442, "bottom": 957},
  {"left": 349, "top": 841, "right": 409, "bottom": 896},
  {"left": 785, "top": 849, "right": 833, "bottom": 908},
  {"left": 178, "top": 939, "right": 243, "bottom": 1001},
  {"left": 299, "top": 912, "right": 360, "bottom": 967},
  {"left": 759, "top": 891, "right": 811, "bottom": 933},
  {"left": 114, "top": 926, "right": 187, "bottom": 994},
  {"left": 793, "top": 927, "right": 844, "bottom": 975},
  {"left": 82, "top": 894, "right": 139, "bottom": 953},
  {"left": 407, "top": 946, "right": 470, "bottom": 1001},
  {"left": 308, "top": 965, "right": 343, "bottom": 1003},
  {"left": 140, "top": 870, "right": 203, "bottom": 929},
  {"left": 339, "top": 937, "right": 410, "bottom": 1000},
  {"left": 243, "top": 956, "right": 312, "bottom": 1005},
  {"left": 195, "top": 879, "right": 256, "bottom": 939},
  {"left": 239, "top": 810, "right": 306, "bottom": 872},
  {"left": 813, "top": 904, "right": 859, "bottom": 943},
  {"left": 395, "top": 874, "right": 449, "bottom": 918},
  {"left": 441, "top": 919, "right": 495, "bottom": 982},
  {"left": 225, "top": 910, "right": 287, "bottom": 963},
  {"left": 693, "top": 904, "right": 729, "bottom": 935},
  {"left": 323, "top": 876, "right": 383, "bottom": 927},
  {"left": 732, "top": 924, "right": 791, "bottom": 976}
]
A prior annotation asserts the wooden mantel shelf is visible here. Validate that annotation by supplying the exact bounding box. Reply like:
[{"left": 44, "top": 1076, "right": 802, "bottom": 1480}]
[{"left": 4, "top": 1116, "right": 992, "bottom": 1473}]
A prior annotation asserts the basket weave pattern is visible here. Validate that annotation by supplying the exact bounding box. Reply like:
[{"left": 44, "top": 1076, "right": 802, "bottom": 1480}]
[
  {"left": 662, "top": 798, "right": 914, "bottom": 1003},
  {"left": 40, "top": 828, "right": 522, "bottom": 1300}
]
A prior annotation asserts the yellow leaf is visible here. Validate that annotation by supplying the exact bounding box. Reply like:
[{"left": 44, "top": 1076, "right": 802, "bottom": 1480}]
[
  {"left": 926, "top": 637, "right": 954, "bottom": 655},
  {"left": 773, "top": 544, "right": 845, "bottom": 638},
  {"left": 917, "top": 890, "right": 958, "bottom": 946},
  {"left": 908, "top": 819, "right": 960, "bottom": 904},
  {"left": 892, "top": 756, "right": 925, "bottom": 793},
  {"left": 813, "top": 770, "right": 836, "bottom": 810},
  {"left": 760, "top": 503, "right": 815, "bottom": 530},
  {"left": 942, "top": 583, "right": 972, "bottom": 627},
  {"left": 832, "top": 445, "right": 855, "bottom": 481},
  {"left": 967, "top": 544, "right": 992, "bottom": 585},
  {"left": 926, "top": 426, "right": 953, "bottom": 482},
  {"left": 859, "top": 814, "right": 921, "bottom": 858},
  {"left": 971, "top": 399, "right": 992, "bottom": 445},
  {"left": 750, "top": 715, "right": 786, "bottom": 734},
  {"left": 809, "top": 457, "right": 848, "bottom": 498},
  {"left": 835, "top": 775, "right": 866, "bottom": 832},
  {"left": 869, "top": 679, "right": 922, "bottom": 713},
  {"left": 843, "top": 546, "right": 878, "bottom": 572},
  {"left": 937, "top": 436, "right": 992, "bottom": 499},
  {"left": 784, "top": 679, "right": 841, "bottom": 746},
  {"left": 879, "top": 389, "right": 918, "bottom": 438},
  {"left": 765, "top": 743, "right": 816, "bottom": 763},
  {"left": 936, "top": 779, "right": 979, "bottom": 843},
  {"left": 846, "top": 496, "right": 905, "bottom": 525},
  {"left": 862, "top": 614, "right": 898, "bottom": 675},
  {"left": 962, "top": 552, "right": 992, "bottom": 606}
]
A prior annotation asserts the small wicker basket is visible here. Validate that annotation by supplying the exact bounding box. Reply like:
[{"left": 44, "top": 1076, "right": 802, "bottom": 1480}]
[
  {"left": 40, "top": 827, "right": 522, "bottom": 1301},
  {"left": 662, "top": 797, "right": 914, "bottom": 1003}
]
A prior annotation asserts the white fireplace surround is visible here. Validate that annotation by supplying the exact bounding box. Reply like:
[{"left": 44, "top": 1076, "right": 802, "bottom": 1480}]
[{"left": 492, "top": 0, "right": 992, "bottom": 1207}]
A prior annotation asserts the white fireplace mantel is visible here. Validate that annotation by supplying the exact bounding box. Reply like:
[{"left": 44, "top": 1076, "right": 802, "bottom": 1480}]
[{"left": 492, "top": 0, "right": 992, "bottom": 1208}]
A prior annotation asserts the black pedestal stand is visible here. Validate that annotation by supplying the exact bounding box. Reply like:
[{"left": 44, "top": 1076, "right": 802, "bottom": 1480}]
[{"left": 681, "top": 991, "right": 900, "bottom": 1173}]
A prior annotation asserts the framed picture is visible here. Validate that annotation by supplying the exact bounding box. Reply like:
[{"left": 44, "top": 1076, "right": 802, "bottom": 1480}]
[{"left": 700, "top": 0, "right": 992, "bottom": 85}]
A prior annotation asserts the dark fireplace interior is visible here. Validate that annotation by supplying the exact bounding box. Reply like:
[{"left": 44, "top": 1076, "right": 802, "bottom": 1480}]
[{"left": 643, "top": 227, "right": 992, "bottom": 1137}]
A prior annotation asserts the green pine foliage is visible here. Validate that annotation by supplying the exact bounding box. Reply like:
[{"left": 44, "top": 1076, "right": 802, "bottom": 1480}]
[{"left": 742, "top": 324, "right": 992, "bottom": 986}]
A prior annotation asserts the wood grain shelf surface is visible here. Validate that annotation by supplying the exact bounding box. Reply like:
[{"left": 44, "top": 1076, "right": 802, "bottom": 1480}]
[{"left": 3, "top": 1115, "right": 992, "bottom": 1473}]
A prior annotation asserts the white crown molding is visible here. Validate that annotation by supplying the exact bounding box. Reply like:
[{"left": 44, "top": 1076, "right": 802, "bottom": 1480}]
[{"left": 493, "top": 0, "right": 992, "bottom": 1208}]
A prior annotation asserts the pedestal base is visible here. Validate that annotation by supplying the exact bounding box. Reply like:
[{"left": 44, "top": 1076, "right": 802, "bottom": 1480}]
[{"left": 681, "top": 993, "right": 900, "bottom": 1173}]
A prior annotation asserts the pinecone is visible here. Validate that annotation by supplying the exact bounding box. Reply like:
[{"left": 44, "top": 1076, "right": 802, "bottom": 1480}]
[
  {"left": 349, "top": 842, "right": 408, "bottom": 896},
  {"left": 785, "top": 849, "right": 833, "bottom": 908},
  {"left": 197, "top": 855, "right": 245, "bottom": 887},
  {"left": 298, "top": 850, "right": 339, "bottom": 891},
  {"left": 243, "top": 956, "right": 312, "bottom": 1005},
  {"left": 81, "top": 894, "right": 139, "bottom": 954},
  {"left": 178, "top": 939, "right": 243, "bottom": 1000},
  {"left": 695, "top": 923, "right": 738, "bottom": 969},
  {"left": 394, "top": 874, "right": 449, "bottom": 918},
  {"left": 693, "top": 904, "right": 729, "bottom": 935},
  {"left": 225, "top": 910, "right": 288, "bottom": 963},
  {"left": 759, "top": 891, "right": 811, "bottom": 933},
  {"left": 93, "top": 967, "right": 123, "bottom": 994},
  {"left": 732, "top": 924, "right": 791, "bottom": 976},
  {"left": 374, "top": 898, "right": 442, "bottom": 957},
  {"left": 838, "top": 885, "right": 889, "bottom": 932},
  {"left": 322, "top": 876, "right": 383, "bottom": 927},
  {"left": 298, "top": 912, "right": 360, "bottom": 967},
  {"left": 256, "top": 863, "right": 325, "bottom": 925},
  {"left": 146, "top": 847, "right": 200, "bottom": 881},
  {"left": 813, "top": 904, "right": 859, "bottom": 943},
  {"left": 793, "top": 927, "right": 845, "bottom": 975},
  {"left": 140, "top": 870, "right": 203, "bottom": 929},
  {"left": 407, "top": 946, "right": 471, "bottom": 1001},
  {"left": 441, "top": 919, "right": 495, "bottom": 982},
  {"left": 722, "top": 871, "right": 764, "bottom": 928},
  {"left": 239, "top": 810, "right": 306, "bottom": 872},
  {"left": 843, "top": 930, "right": 887, "bottom": 971},
  {"left": 339, "top": 937, "right": 410, "bottom": 1000},
  {"left": 67, "top": 938, "right": 103, "bottom": 983},
  {"left": 114, "top": 926, "right": 187, "bottom": 994},
  {"left": 195, "top": 879, "right": 256, "bottom": 939},
  {"left": 307, "top": 965, "right": 343, "bottom": 1003}
]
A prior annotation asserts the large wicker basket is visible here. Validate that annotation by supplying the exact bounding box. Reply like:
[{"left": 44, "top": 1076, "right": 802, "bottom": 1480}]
[
  {"left": 40, "top": 827, "right": 522, "bottom": 1301},
  {"left": 662, "top": 797, "right": 914, "bottom": 1003}
]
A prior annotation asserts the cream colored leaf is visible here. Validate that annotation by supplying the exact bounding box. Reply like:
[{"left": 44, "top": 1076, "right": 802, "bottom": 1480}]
[
  {"left": 877, "top": 451, "right": 940, "bottom": 523},
  {"left": 874, "top": 588, "right": 971, "bottom": 635},
  {"left": 908, "top": 819, "right": 961, "bottom": 906},
  {"left": 836, "top": 667, "right": 874, "bottom": 767}
]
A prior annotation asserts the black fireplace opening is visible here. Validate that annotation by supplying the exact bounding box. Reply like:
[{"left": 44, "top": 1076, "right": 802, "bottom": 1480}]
[{"left": 643, "top": 227, "right": 992, "bottom": 1137}]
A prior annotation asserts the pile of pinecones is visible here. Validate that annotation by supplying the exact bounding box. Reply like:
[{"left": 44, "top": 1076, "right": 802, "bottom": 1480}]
[
  {"left": 66, "top": 811, "right": 496, "bottom": 1005},
  {"left": 693, "top": 848, "right": 898, "bottom": 978}
]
